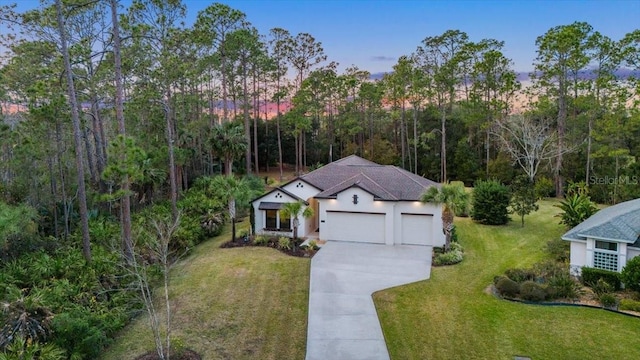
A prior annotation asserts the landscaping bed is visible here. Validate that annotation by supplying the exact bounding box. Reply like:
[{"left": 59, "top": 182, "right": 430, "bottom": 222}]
[{"left": 221, "top": 234, "right": 319, "bottom": 258}]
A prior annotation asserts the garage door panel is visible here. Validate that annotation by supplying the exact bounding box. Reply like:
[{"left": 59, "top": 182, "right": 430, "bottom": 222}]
[
  {"left": 326, "top": 211, "right": 385, "bottom": 244},
  {"left": 401, "top": 214, "right": 433, "bottom": 246}
]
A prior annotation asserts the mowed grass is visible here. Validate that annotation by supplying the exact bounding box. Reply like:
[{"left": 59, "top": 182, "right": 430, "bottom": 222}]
[
  {"left": 102, "top": 222, "right": 310, "bottom": 360},
  {"left": 374, "top": 200, "right": 640, "bottom": 360}
]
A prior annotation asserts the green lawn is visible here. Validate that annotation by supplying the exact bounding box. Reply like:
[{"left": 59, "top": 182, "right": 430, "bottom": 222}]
[
  {"left": 101, "top": 222, "right": 310, "bottom": 360},
  {"left": 374, "top": 200, "right": 640, "bottom": 360}
]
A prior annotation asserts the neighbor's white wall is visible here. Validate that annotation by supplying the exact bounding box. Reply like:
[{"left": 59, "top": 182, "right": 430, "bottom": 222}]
[
  {"left": 628, "top": 247, "right": 640, "bottom": 262},
  {"left": 569, "top": 241, "right": 587, "bottom": 275},
  {"left": 393, "top": 201, "right": 444, "bottom": 247}
]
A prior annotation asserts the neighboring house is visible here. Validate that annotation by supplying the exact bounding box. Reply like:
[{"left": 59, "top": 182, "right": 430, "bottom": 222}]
[
  {"left": 252, "top": 155, "right": 445, "bottom": 246},
  {"left": 562, "top": 197, "right": 640, "bottom": 275}
]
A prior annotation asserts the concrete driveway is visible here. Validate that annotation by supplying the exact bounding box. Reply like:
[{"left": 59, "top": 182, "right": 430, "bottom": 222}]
[{"left": 306, "top": 241, "right": 432, "bottom": 360}]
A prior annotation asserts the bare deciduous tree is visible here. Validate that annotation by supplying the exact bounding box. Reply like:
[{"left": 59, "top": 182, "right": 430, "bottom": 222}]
[{"left": 491, "top": 115, "right": 559, "bottom": 182}]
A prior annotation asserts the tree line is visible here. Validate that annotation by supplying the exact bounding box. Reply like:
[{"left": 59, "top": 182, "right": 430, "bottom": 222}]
[{"left": 0, "top": 1, "right": 639, "bottom": 264}]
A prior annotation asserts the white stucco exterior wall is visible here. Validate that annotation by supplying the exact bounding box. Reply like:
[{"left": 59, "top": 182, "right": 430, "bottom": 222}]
[
  {"left": 569, "top": 241, "right": 587, "bottom": 275},
  {"left": 628, "top": 247, "right": 640, "bottom": 262},
  {"left": 317, "top": 187, "right": 443, "bottom": 246}
]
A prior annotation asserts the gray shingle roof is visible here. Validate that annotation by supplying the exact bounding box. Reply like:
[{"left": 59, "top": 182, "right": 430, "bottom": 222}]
[
  {"left": 562, "top": 197, "right": 640, "bottom": 243},
  {"left": 299, "top": 155, "right": 438, "bottom": 201}
]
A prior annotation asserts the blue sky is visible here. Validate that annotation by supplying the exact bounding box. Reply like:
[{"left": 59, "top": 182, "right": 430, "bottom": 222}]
[{"left": 8, "top": 0, "right": 640, "bottom": 74}]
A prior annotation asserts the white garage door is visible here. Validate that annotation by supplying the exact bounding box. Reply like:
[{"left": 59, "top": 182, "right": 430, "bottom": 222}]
[
  {"left": 325, "top": 211, "right": 385, "bottom": 244},
  {"left": 401, "top": 213, "right": 433, "bottom": 246}
]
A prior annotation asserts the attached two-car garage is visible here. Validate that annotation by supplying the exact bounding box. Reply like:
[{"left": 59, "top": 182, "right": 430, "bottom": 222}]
[
  {"left": 324, "top": 211, "right": 385, "bottom": 244},
  {"left": 323, "top": 211, "right": 434, "bottom": 246}
]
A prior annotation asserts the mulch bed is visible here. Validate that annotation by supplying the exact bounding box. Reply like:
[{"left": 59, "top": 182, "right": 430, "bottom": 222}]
[
  {"left": 135, "top": 349, "right": 201, "bottom": 360},
  {"left": 221, "top": 235, "right": 318, "bottom": 258}
]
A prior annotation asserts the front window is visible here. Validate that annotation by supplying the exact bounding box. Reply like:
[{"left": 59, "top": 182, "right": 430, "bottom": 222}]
[
  {"left": 280, "top": 213, "right": 291, "bottom": 230},
  {"left": 593, "top": 240, "right": 618, "bottom": 272},
  {"left": 266, "top": 210, "right": 277, "bottom": 229}
]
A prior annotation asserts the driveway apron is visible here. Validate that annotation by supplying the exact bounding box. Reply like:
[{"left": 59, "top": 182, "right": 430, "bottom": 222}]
[{"left": 306, "top": 241, "right": 432, "bottom": 360}]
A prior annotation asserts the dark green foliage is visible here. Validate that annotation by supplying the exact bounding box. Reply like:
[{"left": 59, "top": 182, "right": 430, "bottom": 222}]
[
  {"left": 486, "top": 153, "right": 516, "bottom": 184},
  {"left": 598, "top": 293, "right": 618, "bottom": 308},
  {"left": 519, "top": 281, "right": 547, "bottom": 301},
  {"left": 547, "top": 273, "right": 581, "bottom": 299},
  {"left": 545, "top": 238, "right": 570, "bottom": 262},
  {"left": 504, "top": 268, "right": 536, "bottom": 283},
  {"left": 555, "top": 194, "right": 598, "bottom": 228},
  {"left": 581, "top": 267, "right": 621, "bottom": 290},
  {"left": 534, "top": 176, "right": 555, "bottom": 199},
  {"left": 495, "top": 277, "right": 520, "bottom": 297},
  {"left": 621, "top": 257, "right": 640, "bottom": 292},
  {"left": 51, "top": 308, "right": 114, "bottom": 359},
  {"left": 471, "top": 179, "right": 511, "bottom": 225},
  {"left": 509, "top": 175, "right": 539, "bottom": 226},
  {"left": 591, "top": 278, "right": 614, "bottom": 296}
]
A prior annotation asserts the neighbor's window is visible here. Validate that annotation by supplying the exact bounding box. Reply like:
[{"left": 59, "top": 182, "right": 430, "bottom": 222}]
[
  {"left": 280, "top": 213, "right": 291, "bottom": 230},
  {"left": 595, "top": 241, "right": 618, "bottom": 252},
  {"left": 266, "top": 210, "right": 277, "bottom": 229}
]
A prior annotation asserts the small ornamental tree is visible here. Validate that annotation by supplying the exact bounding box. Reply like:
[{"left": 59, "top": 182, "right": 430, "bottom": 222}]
[
  {"left": 421, "top": 183, "right": 469, "bottom": 252},
  {"left": 510, "top": 175, "right": 539, "bottom": 227},
  {"left": 621, "top": 256, "right": 640, "bottom": 292},
  {"left": 471, "top": 179, "right": 511, "bottom": 225},
  {"left": 280, "top": 201, "right": 314, "bottom": 239}
]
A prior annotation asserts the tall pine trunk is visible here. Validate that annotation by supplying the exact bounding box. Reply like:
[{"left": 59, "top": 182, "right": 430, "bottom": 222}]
[{"left": 55, "top": 0, "right": 91, "bottom": 262}]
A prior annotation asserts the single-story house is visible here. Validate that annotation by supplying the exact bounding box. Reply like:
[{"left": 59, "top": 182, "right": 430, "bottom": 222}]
[
  {"left": 252, "top": 155, "right": 445, "bottom": 246},
  {"left": 562, "top": 197, "right": 640, "bottom": 275}
]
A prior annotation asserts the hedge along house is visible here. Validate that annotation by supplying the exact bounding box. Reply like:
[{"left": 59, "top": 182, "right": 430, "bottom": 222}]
[
  {"left": 562, "top": 197, "right": 640, "bottom": 276},
  {"left": 252, "top": 155, "right": 445, "bottom": 247}
]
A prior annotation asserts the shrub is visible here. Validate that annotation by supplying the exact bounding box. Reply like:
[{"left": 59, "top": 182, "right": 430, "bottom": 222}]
[
  {"left": 547, "top": 273, "right": 581, "bottom": 299},
  {"left": 621, "top": 256, "right": 640, "bottom": 292},
  {"left": 581, "top": 267, "right": 621, "bottom": 291},
  {"left": 471, "top": 179, "right": 511, "bottom": 225},
  {"left": 277, "top": 237, "right": 292, "bottom": 251},
  {"left": 534, "top": 176, "right": 554, "bottom": 199},
  {"left": 254, "top": 235, "right": 269, "bottom": 246},
  {"left": 450, "top": 181, "right": 470, "bottom": 217},
  {"left": 545, "top": 238, "right": 570, "bottom": 263},
  {"left": 504, "top": 268, "right": 536, "bottom": 283},
  {"left": 532, "top": 260, "right": 567, "bottom": 280},
  {"left": 519, "top": 281, "right": 547, "bottom": 302},
  {"left": 619, "top": 299, "right": 640, "bottom": 312},
  {"left": 495, "top": 277, "right": 520, "bottom": 298},
  {"left": 308, "top": 240, "right": 319, "bottom": 250},
  {"left": 598, "top": 292, "right": 618, "bottom": 309},
  {"left": 433, "top": 248, "right": 463, "bottom": 266},
  {"left": 555, "top": 193, "right": 598, "bottom": 228},
  {"left": 591, "top": 278, "right": 614, "bottom": 296}
]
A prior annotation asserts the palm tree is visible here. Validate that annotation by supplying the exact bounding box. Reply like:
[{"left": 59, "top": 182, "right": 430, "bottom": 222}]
[
  {"left": 210, "top": 175, "right": 249, "bottom": 242},
  {"left": 280, "top": 200, "right": 314, "bottom": 239},
  {"left": 421, "top": 183, "right": 469, "bottom": 252},
  {"left": 210, "top": 122, "right": 247, "bottom": 176}
]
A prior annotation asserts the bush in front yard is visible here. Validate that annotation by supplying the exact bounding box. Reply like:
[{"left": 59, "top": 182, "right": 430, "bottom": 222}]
[
  {"left": 471, "top": 179, "right": 510, "bottom": 225},
  {"left": 619, "top": 299, "right": 640, "bottom": 312},
  {"left": 581, "top": 267, "right": 621, "bottom": 291},
  {"left": 519, "top": 281, "right": 547, "bottom": 302},
  {"left": 495, "top": 277, "right": 520, "bottom": 298},
  {"left": 621, "top": 256, "right": 640, "bottom": 292},
  {"left": 277, "top": 237, "right": 292, "bottom": 251},
  {"left": 547, "top": 273, "right": 581, "bottom": 299},
  {"left": 433, "top": 247, "right": 463, "bottom": 266},
  {"left": 598, "top": 292, "right": 618, "bottom": 309},
  {"left": 504, "top": 268, "right": 536, "bottom": 283}
]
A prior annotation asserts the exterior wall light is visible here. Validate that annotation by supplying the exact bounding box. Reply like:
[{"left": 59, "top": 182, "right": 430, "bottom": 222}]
[{"left": 352, "top": 194, "right": 358, "bottom": 204}]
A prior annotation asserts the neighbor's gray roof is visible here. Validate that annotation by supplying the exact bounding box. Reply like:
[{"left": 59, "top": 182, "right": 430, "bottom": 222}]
[
  {"left": 298, "top": 155, "right": 438, "bottom": 201},
  {"left": 562, "top": 197, "right": 640, "bottom": 243}
]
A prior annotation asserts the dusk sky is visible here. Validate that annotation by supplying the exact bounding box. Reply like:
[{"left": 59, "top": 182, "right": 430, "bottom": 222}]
[{"left": 7, "top": 0, "right": 640, "bottom": 75}]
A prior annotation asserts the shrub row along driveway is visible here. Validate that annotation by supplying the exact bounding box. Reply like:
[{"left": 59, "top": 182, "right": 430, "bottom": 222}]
[{"left": 306, "top": 241, "right": 432, "bottom": 360}]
